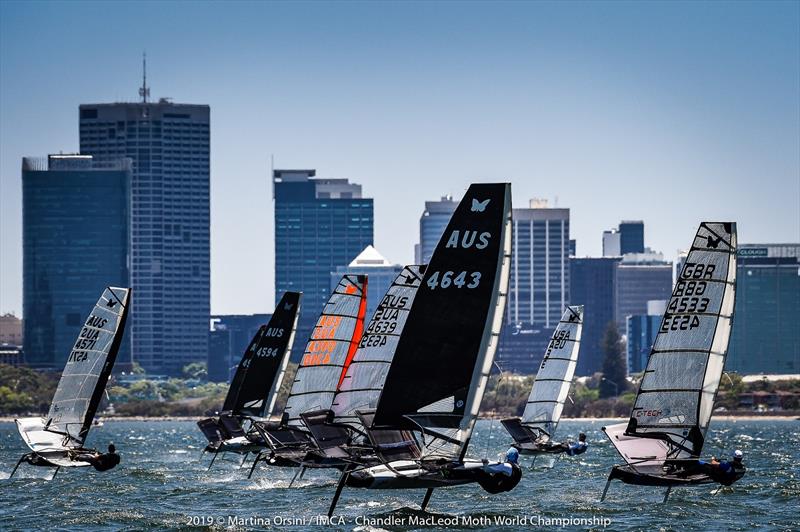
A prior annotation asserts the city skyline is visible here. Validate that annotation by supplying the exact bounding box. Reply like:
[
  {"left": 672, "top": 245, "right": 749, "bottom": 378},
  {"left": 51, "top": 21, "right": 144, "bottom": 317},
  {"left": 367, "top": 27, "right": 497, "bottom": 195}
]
[{"left": 1, "top": 1, "right": 798, "bottom": 316}]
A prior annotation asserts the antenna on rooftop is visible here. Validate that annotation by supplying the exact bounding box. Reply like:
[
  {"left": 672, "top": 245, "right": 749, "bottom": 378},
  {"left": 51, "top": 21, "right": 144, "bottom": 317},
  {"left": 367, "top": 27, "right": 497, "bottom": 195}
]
[{"left": 139, "top": 52, "right": 150, "bottom": 103}]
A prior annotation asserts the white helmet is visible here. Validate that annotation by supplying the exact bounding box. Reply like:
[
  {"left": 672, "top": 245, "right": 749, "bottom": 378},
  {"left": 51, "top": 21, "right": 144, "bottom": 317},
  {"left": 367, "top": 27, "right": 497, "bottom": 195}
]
[{"left": 733, "top": 449, "right": 743, "bottom": 459}]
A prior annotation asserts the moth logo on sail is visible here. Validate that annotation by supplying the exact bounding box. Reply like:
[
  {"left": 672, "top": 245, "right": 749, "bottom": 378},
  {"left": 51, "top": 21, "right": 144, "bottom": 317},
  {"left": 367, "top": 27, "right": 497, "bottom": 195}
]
[{"left": 445, "top": 230, "right": 491, "bottom": 250}]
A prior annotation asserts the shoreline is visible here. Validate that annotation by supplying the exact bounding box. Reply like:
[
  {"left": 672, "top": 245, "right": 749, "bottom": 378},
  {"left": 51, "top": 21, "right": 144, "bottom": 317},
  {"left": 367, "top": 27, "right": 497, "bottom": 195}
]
[{"left": 1, "top": 414, "right": 797, "bottom": 423}]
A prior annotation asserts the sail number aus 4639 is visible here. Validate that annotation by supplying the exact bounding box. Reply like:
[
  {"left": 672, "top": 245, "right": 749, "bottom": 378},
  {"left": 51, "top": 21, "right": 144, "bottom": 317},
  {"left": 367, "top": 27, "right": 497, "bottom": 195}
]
[{"left": 426, "top": 271, "right": 481, "bottom": 290}]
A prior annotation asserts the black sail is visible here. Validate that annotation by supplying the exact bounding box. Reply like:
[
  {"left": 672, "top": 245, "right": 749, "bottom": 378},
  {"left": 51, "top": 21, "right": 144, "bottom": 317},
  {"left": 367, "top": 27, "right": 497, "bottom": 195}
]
[
  {"left": 222, "top": 292, "right": 302, "bottom": 418},
  {"left": 373, "top": 183, "right": 512, "bottom": 459}
]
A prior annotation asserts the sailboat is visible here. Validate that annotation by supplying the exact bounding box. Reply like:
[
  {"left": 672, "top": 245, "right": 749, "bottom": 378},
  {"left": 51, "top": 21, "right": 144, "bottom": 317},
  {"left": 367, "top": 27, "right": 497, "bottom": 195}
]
[
  {"left": 11, "top": 287, "right": 130, "bottom": 478},
  {"left": 326, "top": 183, "right": 517, "bottom": 515},
  {"left": 271, "top": 265, "right": 426, "bottom": 483},
  {"left": 502, "top": 305, "right": 583, "bottom": 457},
  {"left": 198, "top": 291, "right": 301, "bottom": 467},
  {"left": 601, "top": 222, "right": 744, "bottom": 502},
  {"left": 246, "top": 275, "right": 368, "bottom": 473}
]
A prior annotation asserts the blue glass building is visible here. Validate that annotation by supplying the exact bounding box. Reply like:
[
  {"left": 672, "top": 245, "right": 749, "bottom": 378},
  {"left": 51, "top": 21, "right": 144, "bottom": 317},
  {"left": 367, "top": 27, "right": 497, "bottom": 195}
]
[
  {"left": 626, "top": 311, "right": 663, "bottom": 374},
  {"left": 727, "top": 244, "right": 800, "bottom": 375},
  {"left": 273, "top": 170, "right": 373, "bottom": 348},
  {"left": 569, "top": 257, "right": 621, "bottom": 375},
  {"left": 79, "top": 100, "right": 210, "bottom": 376},
  {"left": 619, "top": 220, "right": 645, "bottom": 254},
  {"left": 208, "top": 314, "right": 271, "bottom": 383},
  {"left": 417, "top": 196, "right": 457, "bottom": 264},
  {"left": 22, "top": 154, "right": 130, "bottom": 369}
]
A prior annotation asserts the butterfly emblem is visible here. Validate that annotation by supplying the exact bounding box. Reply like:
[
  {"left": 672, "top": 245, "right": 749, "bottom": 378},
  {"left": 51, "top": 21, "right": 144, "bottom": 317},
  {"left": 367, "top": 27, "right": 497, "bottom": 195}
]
[
  {"left": 284, "top": 303, "right": 293, "bottom": 310},
  {"left": 106, "top": 299, "right": 117, "bottom": 308},
  {"left": 706, "top": 235, "right": 722, "bottom": 249},
  {"left": 471, "top": 198, "right": 490, "bottom": 212}
]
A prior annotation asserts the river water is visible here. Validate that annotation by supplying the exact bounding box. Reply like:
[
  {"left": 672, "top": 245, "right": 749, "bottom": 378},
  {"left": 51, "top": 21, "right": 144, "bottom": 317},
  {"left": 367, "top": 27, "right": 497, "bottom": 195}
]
[{"left": 0, "top": 419, "right": 797, "bottom": 530}]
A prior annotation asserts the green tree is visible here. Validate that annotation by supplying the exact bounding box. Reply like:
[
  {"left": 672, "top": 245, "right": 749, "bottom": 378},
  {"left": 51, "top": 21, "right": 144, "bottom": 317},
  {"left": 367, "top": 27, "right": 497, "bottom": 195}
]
[
  {"left": 182, "top": 362, "right": 207, "bottom": 381},
  {"left": 131, "top": 361, "right": 146, "bottom": 375},
  {"left": 599, "top": 322, "right": 626, "bottom": 399}
]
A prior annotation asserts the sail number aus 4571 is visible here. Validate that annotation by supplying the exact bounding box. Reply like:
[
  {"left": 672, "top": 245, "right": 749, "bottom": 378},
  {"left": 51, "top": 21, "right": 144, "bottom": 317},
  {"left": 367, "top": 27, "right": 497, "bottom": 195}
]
[{"left": 426, "top": 271, "right": 481, "bottom": 290}]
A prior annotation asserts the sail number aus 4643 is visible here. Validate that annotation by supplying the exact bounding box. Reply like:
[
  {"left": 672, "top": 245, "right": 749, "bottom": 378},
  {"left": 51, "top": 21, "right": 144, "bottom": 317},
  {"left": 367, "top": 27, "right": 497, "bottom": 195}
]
[{"left": 426, "top": 271, "right": 481, "bottom": 290}]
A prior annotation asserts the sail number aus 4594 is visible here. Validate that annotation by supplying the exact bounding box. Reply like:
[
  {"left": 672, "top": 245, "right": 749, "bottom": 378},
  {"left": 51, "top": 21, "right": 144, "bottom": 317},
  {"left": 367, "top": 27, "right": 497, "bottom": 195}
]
[{"left": 426, "top": 271, "right": 481, "bottom": 290}]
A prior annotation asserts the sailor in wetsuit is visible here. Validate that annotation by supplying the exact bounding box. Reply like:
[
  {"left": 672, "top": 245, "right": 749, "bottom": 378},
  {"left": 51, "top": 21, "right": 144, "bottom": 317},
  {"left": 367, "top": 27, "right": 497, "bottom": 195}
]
[
  {"left": 561, "top": 433, "right": 588, "bottom": 456},
  {"left": 71, "top": 444, "right": 121, "bottom": 471},
  {"left": 483, "top": 447, "right": 520, "bottom": 476},
  {"left": 698, "top": 449, "right": 744, "bottom": 483},
  {"left": 477, "top": 447, "right": 523, "bottom": 493}
]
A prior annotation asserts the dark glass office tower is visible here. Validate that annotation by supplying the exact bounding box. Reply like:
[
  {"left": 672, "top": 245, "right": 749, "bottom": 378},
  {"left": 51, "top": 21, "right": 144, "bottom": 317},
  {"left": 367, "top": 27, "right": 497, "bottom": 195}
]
[
  {"left": 569, "top": 257, "right": 621, "bottom": 375},
  {"left": 618, "top": 220, "right": 645, "bottom": 254},
  {"left": 22, "top": 154, "right": 130, "bottom": 369},
  {"left": 273, "top": 170, "right": 373, "bottom": 348},
  {"left": 727, "top": 244, "right": 800, "bottom": 374},
  {"left": 79, "top": 100, "right": 210, "bottom": 376}
]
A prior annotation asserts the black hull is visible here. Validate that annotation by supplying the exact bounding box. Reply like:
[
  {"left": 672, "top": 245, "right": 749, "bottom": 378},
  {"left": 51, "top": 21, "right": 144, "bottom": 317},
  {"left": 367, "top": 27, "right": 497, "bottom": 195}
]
[{"left": 609, "top": 464, "right": 746, "bottom": 487}]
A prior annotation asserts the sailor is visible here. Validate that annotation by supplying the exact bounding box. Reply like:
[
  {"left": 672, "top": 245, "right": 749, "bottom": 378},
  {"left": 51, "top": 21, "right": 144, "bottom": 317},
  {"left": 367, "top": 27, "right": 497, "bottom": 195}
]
[
  {"left": 71, "top": 444, "right": 121, "bottom": 471},
  {"left": 563, "top": 433, "right": 588, "bottom": 456},
  {"left": 699, "top": 449, "right": 744, "bottom": 480},
  {"left": 477, "top": 448, "right": 522, "bottom": 493}
]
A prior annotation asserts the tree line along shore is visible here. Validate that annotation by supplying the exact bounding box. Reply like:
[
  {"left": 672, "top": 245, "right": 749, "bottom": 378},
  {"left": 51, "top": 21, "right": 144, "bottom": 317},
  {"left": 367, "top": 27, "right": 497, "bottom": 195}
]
[{"left": 2, "top": 361, "right": 798, "bottom": 420}]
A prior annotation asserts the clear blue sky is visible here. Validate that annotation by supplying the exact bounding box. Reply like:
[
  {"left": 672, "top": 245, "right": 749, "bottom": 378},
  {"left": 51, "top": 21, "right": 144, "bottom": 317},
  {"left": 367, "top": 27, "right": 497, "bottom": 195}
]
[{"left": 1, "top": 0, "right": 798, "bottom": 316}]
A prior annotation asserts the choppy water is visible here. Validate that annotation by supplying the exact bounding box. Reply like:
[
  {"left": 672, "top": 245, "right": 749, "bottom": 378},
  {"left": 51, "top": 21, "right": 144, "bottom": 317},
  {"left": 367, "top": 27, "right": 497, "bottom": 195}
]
[{"left": 0, "top": 419, "right": 797, "bottom": 530}]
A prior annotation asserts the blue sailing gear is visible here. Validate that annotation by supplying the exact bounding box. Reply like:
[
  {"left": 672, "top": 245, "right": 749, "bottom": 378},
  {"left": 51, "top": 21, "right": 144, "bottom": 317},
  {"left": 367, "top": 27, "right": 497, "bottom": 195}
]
[{"left": 566, "top": 440, "right": 588, "bottom": 456}]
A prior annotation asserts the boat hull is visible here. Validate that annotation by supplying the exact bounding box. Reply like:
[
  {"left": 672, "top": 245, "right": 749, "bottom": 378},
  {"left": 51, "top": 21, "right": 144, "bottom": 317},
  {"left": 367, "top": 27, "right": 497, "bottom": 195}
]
[
  {"left": 346, "top": 459, "right": 522, "bottom": 493},
  {"left": 609, "top": 463, "right": 745, "bottom": 487}
]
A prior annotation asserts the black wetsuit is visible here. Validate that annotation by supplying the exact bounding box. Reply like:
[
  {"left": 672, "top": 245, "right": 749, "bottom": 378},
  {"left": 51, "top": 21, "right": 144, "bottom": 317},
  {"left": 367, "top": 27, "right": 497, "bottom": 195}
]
[{"left": 78, "top": 452, "right": 120, "bottom": 471}]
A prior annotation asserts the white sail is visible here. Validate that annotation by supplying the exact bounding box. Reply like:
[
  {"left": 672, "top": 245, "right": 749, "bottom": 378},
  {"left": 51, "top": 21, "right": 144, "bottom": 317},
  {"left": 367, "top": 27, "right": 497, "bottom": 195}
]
[
  {"left": 17, "top": 287, "right": 130, "bottom": 458},
  {"left": 621, "top": 222, "right": 737, "bottom": 460},
  {"left": 521, "top": 305, "right": 583, "bottom": 439},
  {"left": 330, "top": 265, "right": 424, "bottom": 428},
  {"left": 282, "top": 275, "right": 367, "bottom": 428}
]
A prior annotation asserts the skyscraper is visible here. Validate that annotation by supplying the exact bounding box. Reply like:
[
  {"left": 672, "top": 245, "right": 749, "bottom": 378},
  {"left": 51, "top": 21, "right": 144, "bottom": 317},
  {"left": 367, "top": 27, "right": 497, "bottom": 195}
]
[
  {"left": 79, "top": 95, "right": 210, "bottom": 376},
  {"left": 417, "top": 195, "right": 458, "bottom": 264},
  {"left": 22, "top": 154, "right": 130, "bottom": 369},
  {"left": 727, "top": 244, "right": 800, "bottom": 374},
  {"left": 618, "top": 220, "right": 645, "bottom": 254},
  {"left": 273, "top": 169, "right": 373, "bottom": 345},
  {"left": 497, "top": 200, "right": 570, "bottom": 373},
  {"left": 506, "top": 200, "right": 570, "bottom": 328},
  {"left": 569, "top": 257, "right": 621, "bottom": 375}
]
